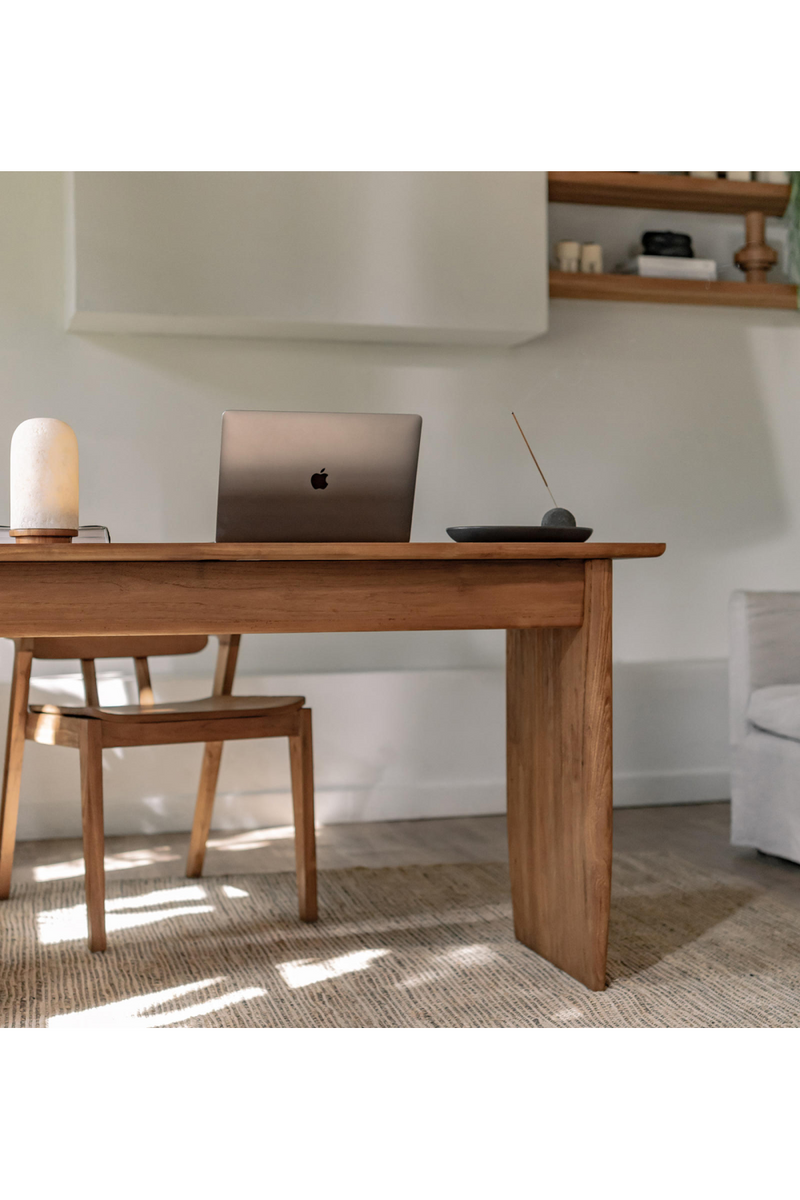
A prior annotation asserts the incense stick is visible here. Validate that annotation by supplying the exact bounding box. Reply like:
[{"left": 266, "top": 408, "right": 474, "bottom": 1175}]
[{"left": 511, "top": 412, "right": 558, "bottom": 508}]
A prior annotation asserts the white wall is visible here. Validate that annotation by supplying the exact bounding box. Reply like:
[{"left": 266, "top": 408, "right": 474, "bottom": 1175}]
[
  {"left": 3, "top": 171, "right": 800, "bottom": 838},
  {"left": 4, "top": 659, "right": 729, "bottom": 840},
  {"left": 67, "top": 172, "right": 548, "bottom": 345}
]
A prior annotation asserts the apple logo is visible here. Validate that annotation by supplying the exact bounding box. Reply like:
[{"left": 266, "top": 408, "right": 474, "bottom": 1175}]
[{"left": 310, "top": 468, "right": 328, "bottom": 490}]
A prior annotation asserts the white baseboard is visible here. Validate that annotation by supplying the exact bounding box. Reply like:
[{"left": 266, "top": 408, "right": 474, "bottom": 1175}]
[
  {"left": 0, "top": 661, "right": 731, "bottom": 840},
  {"left": 613, "top": 769, "right": 729, "bottom": 808}
]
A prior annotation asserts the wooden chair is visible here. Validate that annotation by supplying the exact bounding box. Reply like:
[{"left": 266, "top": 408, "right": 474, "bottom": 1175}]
[{"left": 0, "top": 634, "right": 316, "bottom": 951}]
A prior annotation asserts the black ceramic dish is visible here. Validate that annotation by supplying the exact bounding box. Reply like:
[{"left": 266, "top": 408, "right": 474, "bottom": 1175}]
[{"left": 446, "top": 526, "right": 593, "bottom": 543}]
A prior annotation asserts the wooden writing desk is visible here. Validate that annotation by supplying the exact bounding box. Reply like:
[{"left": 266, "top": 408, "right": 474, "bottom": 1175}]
[{"left": 0, "top": 540, "right": 664, "bottom": 990}]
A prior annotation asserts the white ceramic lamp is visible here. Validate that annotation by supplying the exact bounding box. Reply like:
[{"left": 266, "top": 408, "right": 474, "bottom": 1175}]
[{"left": 10, "top": 418, "right": 79, "bottom": 543}]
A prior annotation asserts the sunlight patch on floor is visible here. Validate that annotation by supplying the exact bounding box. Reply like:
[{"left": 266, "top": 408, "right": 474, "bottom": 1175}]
[
  {"left": 104, "top": 885, "right": 207, "bottom": 910},
  {"left": 278, "top": 948, "right": 389, "bottom": 988},
  {"left": 33, "top": 846, "right": 181, "bottom": 883},
  {"left": 38, "top": 904, "right": 215, "bottom": 944},
  {"left": 439, "top": 944, "right": 497, "bottom": 967},
  {"left": 552, "top": 1006, "right": 584, "bottom": 1022},
  {"left": 205, "top": 822, "right": 322, "bottom": 854},
  {"left": 144, "top": 987, "right": 266, "bottom": 1027},
  {"left": 222, "top": 884, "right": 250, "bottom": 898},
  {"left": 206, "top": 826, "right": 298, "bottom": 851},
  {"left": 37, "top": 884, "right": 212, "bottom": 944},
  {"left": 44, "top": 977, "right": 264, "bottom": 1028}
]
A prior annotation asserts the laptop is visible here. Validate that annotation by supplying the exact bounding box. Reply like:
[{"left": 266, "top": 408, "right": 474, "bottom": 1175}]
[{"left": 215, "top": 411, "right": 423, "bottom": 542}]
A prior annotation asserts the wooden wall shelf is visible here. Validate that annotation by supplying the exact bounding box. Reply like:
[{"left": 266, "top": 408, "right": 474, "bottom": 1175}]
[
  {"left": 548, "top": 172, "right": 790, "bottom": 217},
  {"left": 549, "top": 271, "right": 798, "bottom": 310}
]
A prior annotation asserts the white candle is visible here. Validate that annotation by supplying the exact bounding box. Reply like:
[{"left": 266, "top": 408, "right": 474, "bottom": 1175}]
[
  {"left": 555, "top": 240, "right": 581, "bottom": 272},
  {"left": 580, "top": 243, "right": 603, "bottom": 273},
  {"left": 10, "top": 418, "right": 79, "bottom": 531}
]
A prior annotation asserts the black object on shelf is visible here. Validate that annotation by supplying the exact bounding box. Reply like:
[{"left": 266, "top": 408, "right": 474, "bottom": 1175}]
[{"left": 642, "top": 231, "right": 694, "bottom": 258}]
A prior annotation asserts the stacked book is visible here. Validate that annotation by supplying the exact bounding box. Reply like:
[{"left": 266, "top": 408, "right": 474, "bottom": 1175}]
[{"left": 637, "top": 255, "right": 717, "bottom": 282}]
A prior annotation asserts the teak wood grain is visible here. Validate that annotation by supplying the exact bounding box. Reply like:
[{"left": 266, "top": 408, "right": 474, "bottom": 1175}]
[
  {"left": 289, "top": 707, "right": 317, "bottom": 922},
  {"left": 548, "top": 171, "right": 790, "bottom": 216},
  {"left": 187, "top": 635, "right": 241, "bottom": 878},
  {"left": 0, "top": 559, "right": 587, "bottom": 636},
  {"left": 79, "top": 719, "right": 106, "bottom": 952},
  {"left": 17, "top": 635, "right": 210, "bottom": 660},
  {"left": 80, "top": 660, "right": 100, "bottom": 707},
  {"left": 26, "top": 709, "right": 303, "bottom": 748},
  {"left": 506, "top": 559, "right": 613, "bottom": 991},
  {"left": 0, "top": 543, "right": 665, "bottom": 986},
  {"left": 0, "top": 631, "right": 317, "bottom": 951},
  {"left": 31, "top": 694, "right": 305, "bottom": 722},
  {"left": 99, "top": 710, "right": 303, "bottom": 749},
  {"left": 0, "top": 542, "right": 665, "bottom": 563},
  {"left": 133, "top": 658, "right": 155, "bottom": 706},
  {"left": 0, "top": 646, "right": 33, "bottom": 898},
  {"left": 550, "top": 270, "right": 797, "bottom": 311}
]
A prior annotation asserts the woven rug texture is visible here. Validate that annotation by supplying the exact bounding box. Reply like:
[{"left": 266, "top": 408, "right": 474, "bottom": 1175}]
[{"left": 2, "top": 851, "right": 799, "bottom": 1027}]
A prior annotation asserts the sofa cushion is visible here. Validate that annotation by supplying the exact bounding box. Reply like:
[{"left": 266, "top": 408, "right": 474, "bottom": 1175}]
[{"left": 747, "top": 685, "right": 800, "bottom": 741}]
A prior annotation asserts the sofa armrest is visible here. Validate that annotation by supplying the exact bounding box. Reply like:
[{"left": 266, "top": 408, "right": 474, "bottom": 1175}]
[{"left": 729, "top": 591, "right": 800, "bottom": 746}]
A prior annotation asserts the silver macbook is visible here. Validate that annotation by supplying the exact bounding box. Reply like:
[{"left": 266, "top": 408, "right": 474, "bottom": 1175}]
[{"left": 215, "top": 411, "right": 423, "bottom": 542}]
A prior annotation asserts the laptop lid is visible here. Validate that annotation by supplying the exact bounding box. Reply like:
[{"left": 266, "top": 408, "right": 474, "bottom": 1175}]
[{"left": 215, "top": 411, "right": 423, "bottom": 542}]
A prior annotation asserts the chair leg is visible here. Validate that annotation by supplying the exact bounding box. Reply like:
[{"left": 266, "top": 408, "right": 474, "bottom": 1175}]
[
  {"left": 78, "top": 720, "right": 106, "bottom": 952},
  {"left": 0, "top": 647, "right": 33, "bottom": 900},
  {"left": 187, "top": 742, "right": 224, "bottom": 878},
  {"left": 289, "top": 708, "right": 317, "bottom": 922}
]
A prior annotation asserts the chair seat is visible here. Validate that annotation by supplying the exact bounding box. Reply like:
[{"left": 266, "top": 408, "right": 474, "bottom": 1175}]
[
  {"left": 747, "top": 685, "right": 800, "bottom": 742},
  {"left": 30, "top": 694, "right": 305, "bottom": 723}
]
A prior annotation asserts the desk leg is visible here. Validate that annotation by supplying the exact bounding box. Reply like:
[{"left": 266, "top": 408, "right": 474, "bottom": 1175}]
[
  {"left": 79, "top": 721, "right": 107, "bottom": 952},
  {"left": 506, "top": 559, "right": 613, "bottom": 991}
]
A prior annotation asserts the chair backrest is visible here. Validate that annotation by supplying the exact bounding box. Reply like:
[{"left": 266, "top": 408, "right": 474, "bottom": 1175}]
[
  {"left": 22, "top": 636, "right": 208, "bottom": 661},
  {"left": 12, "top": 636, "right": 210, "bottom": 709}
]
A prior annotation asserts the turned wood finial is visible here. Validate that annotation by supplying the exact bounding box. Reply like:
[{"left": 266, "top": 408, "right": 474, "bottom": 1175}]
[{"left": 734, "top": 210, "right": 778, "bottom": 283}]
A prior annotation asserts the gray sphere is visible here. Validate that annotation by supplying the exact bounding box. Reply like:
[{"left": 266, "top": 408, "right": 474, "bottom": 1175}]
[{"left": 541, "top": 507, "right": 577, "bottom": 528}]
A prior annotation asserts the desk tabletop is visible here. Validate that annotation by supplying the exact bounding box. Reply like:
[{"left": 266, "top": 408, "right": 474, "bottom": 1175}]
[{"left": 0, "top": 542, "right": 666, "bottom": 563}]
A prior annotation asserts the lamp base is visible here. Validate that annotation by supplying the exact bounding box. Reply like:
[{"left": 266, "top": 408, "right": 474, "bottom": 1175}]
[{"left": 10, "top": 528, "right": 78, "bottom": 544}]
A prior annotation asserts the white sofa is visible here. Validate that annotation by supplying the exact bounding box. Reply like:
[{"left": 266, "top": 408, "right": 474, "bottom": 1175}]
[{"left": 730, "top": 590, "right": 800, "bottom": 864}]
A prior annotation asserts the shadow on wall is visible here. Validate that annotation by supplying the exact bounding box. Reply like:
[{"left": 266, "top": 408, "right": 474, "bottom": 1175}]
[{"left": 511, "top": 301, "right": 789, "bottom": 552}]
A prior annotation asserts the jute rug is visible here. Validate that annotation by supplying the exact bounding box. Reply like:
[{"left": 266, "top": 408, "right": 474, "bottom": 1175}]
[{"left": 2, "top": 851, "right": 800, "bottom": 1027}]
